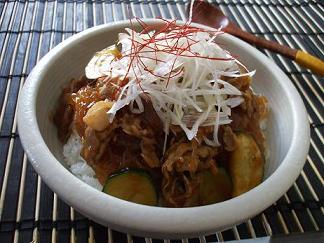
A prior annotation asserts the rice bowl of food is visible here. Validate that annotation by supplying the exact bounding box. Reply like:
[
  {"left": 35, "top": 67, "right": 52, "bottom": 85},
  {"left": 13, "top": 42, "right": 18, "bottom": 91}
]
[{"left": 17, "top": 19, "right": 309, "bottom": 238}]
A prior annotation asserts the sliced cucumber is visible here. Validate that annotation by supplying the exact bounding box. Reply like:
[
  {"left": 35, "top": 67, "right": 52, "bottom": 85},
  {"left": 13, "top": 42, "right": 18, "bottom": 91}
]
[
  {"left": 198, "top": 168, "right": 232, "bottom": 205},
  {"left": 103, "top": 169, "right": 158, "bottom": 206},
  {"left": 229, "top": 132, "right": 264, "bottom": 197}
]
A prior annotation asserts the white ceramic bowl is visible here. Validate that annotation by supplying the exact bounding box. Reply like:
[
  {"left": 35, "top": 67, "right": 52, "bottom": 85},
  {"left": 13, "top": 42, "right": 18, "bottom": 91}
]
[{"left": 17, "top": 19, "right": 310, "bottom": 239}]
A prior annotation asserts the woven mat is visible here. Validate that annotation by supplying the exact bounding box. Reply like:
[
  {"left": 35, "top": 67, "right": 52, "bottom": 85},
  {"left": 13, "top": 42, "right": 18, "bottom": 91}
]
[{"left": 0, "top": 0, "right": 323, "bottom": 242}]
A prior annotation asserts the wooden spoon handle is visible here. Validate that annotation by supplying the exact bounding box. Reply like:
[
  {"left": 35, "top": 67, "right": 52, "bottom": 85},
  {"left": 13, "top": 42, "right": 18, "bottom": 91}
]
[{"left": 225, "top": 24, "right": 324, "bottom": 76}]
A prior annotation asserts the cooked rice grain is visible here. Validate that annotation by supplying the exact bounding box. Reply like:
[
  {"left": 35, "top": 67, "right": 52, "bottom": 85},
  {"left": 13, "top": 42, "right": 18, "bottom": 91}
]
[{"left": 63, "top": 133, "right": 103, "bottom": 190}]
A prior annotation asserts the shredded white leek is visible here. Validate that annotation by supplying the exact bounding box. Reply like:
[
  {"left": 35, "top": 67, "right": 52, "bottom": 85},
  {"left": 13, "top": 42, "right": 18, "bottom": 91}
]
[{"left": 85, "top": 21, "right": 255, "bottom": 146}]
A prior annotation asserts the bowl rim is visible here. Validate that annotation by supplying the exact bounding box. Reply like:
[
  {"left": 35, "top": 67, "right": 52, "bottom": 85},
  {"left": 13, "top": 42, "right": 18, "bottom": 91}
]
[{"left": 17, "top": 19, "right": 310, "bottom": 238}]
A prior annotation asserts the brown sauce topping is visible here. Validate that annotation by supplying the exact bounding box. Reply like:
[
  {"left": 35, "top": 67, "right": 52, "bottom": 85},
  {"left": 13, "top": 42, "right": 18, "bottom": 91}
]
[{"left": 54, "top": 74, "right": 268, "bottom": 207}]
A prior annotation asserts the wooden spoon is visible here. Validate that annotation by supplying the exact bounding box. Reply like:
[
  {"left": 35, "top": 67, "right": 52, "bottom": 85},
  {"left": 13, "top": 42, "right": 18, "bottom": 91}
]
[{"left": 189, "top": 0, "right": 324, "bottom": 76}]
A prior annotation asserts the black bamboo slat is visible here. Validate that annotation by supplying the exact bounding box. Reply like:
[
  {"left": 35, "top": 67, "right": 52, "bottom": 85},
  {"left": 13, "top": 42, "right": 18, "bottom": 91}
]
[
  {"left": 16, "top": 4, "right": 49, "bottom": 243},
  {"left": 93, "top": 222, "right": 109, "bottom": 242},
  {"left": 111, "top": 229, "right": 128, "bottom": 242},
  {"left": 33, "top": 2, "right": 55, "bottom": 243},
  {"left": 236, "top": 223, "right": 252, "bottom": 239},
  {"left": 0, "top": 138, "right": 24, "bottom": 242},
  {"left": 0, "top": 1, "right": 30, "bottom": 241},
  {"left": 55, "top": 3, "right": 73, "bottom": 242},
  {"left": 221, "top": 229, "right": 236, "bottom": 241},
  {"left": 170, "top": 240, "right": 182, "bottom": 243},
  {"left": 73, "top": 211, "right": 89, "bottom": 243},
  {"left": 250, "top": 215, "right": 268, "bottom": 237},
  {"left": 0, "top": 1, "right": 322, "bottom": 243}
]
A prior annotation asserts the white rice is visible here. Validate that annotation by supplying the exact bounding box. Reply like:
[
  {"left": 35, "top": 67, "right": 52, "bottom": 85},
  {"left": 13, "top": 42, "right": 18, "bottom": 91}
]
[{"left": 63, "top": 133, "right": 103, "bottom": 190}]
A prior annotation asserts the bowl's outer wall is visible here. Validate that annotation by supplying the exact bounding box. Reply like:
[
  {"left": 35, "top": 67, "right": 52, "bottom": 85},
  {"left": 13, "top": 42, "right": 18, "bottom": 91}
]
[{"left": 18, "top": 20, "right": 309, "bottom": 239}]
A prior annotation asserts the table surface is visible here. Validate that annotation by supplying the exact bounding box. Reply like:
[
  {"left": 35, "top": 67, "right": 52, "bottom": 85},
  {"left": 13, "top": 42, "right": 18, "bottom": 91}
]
[{"left": 0, "top": 0, "right": 323, "bottom": 242}]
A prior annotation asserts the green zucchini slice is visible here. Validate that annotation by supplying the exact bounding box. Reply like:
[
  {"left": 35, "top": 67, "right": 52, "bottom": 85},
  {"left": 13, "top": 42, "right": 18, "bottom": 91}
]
[
  {"left": 103, "top": 169, "right": 158, "bottom": 206},
  {"left": 198, "top": 168, "right": 232, "bottom": 205}
]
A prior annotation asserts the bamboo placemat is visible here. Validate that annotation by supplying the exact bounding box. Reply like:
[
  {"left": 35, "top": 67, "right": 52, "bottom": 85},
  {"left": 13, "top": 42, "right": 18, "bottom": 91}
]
[{"left": 0, "top": 0, "right": 323, "bottom": 242}]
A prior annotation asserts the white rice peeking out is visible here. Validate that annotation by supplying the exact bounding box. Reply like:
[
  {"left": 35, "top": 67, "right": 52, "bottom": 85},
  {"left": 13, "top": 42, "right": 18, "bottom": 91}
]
[{"left": 63, "top": 133, "right": 103, "bottom": 191}]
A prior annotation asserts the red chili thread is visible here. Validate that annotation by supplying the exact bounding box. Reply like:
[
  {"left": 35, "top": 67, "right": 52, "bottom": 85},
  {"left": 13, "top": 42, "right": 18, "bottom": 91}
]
[{"left": 114, "top": 18, "right": 234, "bottom": 100}]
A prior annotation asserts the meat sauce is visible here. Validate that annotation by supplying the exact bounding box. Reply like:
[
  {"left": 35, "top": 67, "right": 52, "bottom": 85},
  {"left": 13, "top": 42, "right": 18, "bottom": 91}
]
[{"left": 54, "top": 75, "right": 268, "bottom": 207}]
